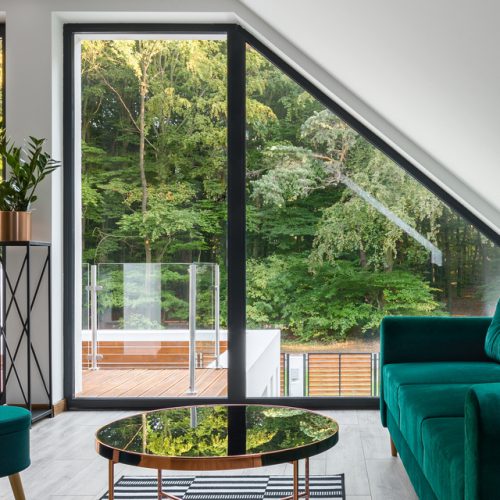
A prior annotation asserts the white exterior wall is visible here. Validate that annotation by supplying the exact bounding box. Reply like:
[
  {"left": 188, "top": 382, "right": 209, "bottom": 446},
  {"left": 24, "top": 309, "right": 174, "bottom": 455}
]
[
  {"left": 210, "top": 330, "right": 281, "bottom": 397},
  {"left": 245, "top": 330, "right": 281, "bottom": 397}
]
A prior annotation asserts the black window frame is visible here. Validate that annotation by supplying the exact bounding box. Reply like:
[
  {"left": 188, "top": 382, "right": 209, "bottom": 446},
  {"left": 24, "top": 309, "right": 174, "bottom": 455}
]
[{"left": 63, "top": 23, "right": 499, "bottom": 411}]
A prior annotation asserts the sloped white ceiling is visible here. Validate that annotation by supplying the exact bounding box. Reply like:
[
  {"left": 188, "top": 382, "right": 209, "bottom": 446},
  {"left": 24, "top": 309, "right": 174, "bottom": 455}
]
[{"left": 238, "top": 0, "right": 500, "bottom": 234}]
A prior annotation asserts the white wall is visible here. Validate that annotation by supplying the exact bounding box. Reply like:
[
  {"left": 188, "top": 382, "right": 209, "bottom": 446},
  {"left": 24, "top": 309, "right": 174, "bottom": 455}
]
[{"left": 2, "top": 0, "right": 498, "bottom": 403}]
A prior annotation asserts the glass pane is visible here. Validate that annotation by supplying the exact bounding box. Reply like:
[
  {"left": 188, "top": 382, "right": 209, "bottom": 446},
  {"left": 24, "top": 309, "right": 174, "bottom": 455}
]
[
  {"left": 78, "top": 37, "right": 227, "bottom": 398},
  {"left": 245, "top": 43, "right": 500, "bottom": 398}
]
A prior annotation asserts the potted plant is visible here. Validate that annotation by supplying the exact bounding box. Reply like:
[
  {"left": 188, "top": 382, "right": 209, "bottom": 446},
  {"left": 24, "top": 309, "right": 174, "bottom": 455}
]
[{"left": 0, "top": 130, "right": 61, "bottom": 241}]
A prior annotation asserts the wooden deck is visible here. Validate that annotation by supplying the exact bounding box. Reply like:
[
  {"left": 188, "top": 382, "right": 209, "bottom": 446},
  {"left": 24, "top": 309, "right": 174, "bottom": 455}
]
[{"left": 78, "top": 368, "right": 227, "bottom": 398}]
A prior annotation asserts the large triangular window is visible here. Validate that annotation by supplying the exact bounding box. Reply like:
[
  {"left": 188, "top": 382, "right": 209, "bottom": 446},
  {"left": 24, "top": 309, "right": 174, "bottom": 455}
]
[{"left": 64, "top": 25, "right": 499, "bottom": 404}]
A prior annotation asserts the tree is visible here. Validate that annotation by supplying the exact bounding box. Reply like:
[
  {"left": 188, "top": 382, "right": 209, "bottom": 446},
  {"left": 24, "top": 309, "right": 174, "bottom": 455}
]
[
  {"left": 251, "top": 110, "right": 442, "bottom": 271},
  {"left": 81, "top": 40, "right": 229, "bottom": 264}
]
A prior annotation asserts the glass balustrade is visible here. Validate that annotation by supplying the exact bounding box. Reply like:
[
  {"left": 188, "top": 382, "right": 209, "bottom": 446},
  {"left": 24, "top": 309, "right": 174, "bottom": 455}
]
[{"left": 78, "top": 263, "right": 228, "bottom": 398}]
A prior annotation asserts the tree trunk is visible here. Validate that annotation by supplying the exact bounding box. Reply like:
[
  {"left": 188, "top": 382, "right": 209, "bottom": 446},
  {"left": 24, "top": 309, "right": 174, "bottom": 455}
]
[
  {"left": 359, "top": 248, "right": 367, "bottom": 268},
  {"left": 385, "top": 247, "right": 393, "bottom": 272},
  {"left": 456, "top": 226, "right": 463, "bottom": 298},
  {"left": 440, "top": 212, "right": 452, "bottom": 311},
  {"left": 138, "top": 45, "right": 150, "bottom": 263}
]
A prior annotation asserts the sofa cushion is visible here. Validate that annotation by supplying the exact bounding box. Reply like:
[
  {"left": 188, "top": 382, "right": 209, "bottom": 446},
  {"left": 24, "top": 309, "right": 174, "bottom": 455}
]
[
  {"left": 422, "top": 417, "right": 464, "bottom": 500},
  {"left": 399, "top": 384, "right": 470, "bottom": 463},
  {"left": 383, "top": 361, "right": 500, "bottom": 424},
  {"left": 484, "top": 299, "right": 500, "bottom": 362}
]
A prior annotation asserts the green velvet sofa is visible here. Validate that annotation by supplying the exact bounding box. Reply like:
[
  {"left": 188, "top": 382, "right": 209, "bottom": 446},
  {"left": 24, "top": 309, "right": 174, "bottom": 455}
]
[{"left": 380, "top": 315, "right": 500, "bottom": 500}]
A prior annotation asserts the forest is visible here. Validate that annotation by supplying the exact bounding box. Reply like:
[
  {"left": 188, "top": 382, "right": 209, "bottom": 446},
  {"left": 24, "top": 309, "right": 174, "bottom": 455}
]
[{"left": 80, "top": 39, "right": 499, "bottom": 345}]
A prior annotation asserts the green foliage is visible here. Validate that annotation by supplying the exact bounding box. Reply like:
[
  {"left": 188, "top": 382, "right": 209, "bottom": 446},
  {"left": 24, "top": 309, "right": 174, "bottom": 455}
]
[
  {"left": 0, "top": 131, "right": 61, "bottom": 211},
  {"left": 251, "top": 146, "right": 326, "bottom": 207},
  {"left": 247, "top": 254, "right": 442, "bottom": 342},
  {"left": 81, "top": 39, "right": 235, "bottom": 264},
  {"left": 118, "top": 183, "right": 204, "bottom": 247},
  {"left": 146, "top": 407, "right": 229, "bottom": 457}
]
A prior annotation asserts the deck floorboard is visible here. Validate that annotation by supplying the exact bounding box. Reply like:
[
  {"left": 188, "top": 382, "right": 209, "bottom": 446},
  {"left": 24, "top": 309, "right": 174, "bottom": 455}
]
[{"left": 78, "top": 368, "right": 228, "bottom": 398}]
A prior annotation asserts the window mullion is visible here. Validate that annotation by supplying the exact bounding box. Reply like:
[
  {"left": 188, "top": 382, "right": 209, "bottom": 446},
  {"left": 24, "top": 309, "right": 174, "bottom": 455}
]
[{"left": 227, "top": 26, "right": 247, "bottom": 403}]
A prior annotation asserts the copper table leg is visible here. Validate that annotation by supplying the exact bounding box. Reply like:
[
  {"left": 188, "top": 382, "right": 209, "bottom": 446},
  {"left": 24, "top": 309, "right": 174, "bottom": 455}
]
[
  {"left": 293, "top": 460, "right": 299, "bottom": 499},
  {"left": 108, "top": 461, "right": 114, "bottom": 500},
  {"left": 280, "top": 458, "right": 310, "bottom": 500},
  {"left": 305, "top": 458, "right": 310, "bottom": 499},
  {"left": 156, "top": 469, "right": 182, "bottom": 500}
]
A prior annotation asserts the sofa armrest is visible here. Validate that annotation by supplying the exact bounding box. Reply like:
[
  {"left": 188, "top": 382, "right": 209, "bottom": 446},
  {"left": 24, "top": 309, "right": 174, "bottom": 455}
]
[
  {"left": 380, "top": 316, "right": 491, "bottom": 426},
  {"left": 465, "top": 383, "right": 500, "bottom": 499}
]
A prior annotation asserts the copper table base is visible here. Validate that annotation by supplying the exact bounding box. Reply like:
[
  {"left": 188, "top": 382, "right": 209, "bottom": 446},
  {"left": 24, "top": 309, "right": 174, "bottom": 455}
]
[
  {"left": 100, "top": 406, "right": 338, "bottom": 500},
  {"left": 108, "top": 458, "right": 311, "bottom": 500}
]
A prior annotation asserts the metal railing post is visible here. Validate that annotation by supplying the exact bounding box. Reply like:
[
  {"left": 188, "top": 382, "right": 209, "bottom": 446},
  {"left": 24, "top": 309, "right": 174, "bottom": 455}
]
[
  {"left": 284, "top": 353, "right": 289, "bottom": 397},
  {"left": 187, "top": 263, "right": 197, "bottom": 394},
  {"left": 86, "top": 264, "right": 102, "bottom": 371},
  {"left": 303, "top": 353, "right": 309, "bottom": 397},
  {"left": 214, "top": 264, "right": 220, "bottom": 368},
  {"left": 338, "top": 353, "right": 342, "bottom": 396},
  {"left": 370, "top": 352, "right": 374, "bottom": 396}
]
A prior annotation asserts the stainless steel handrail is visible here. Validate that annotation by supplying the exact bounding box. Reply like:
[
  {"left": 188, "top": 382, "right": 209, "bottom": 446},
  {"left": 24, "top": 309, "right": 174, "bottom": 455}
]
[
  {"left": 214, "top": 264, "right": 220, "bottom": 369},
  {"left": 187, "top": 263, "right": 197, "bottom": 394},
  {"left": 86, "top": 265, "right": 102, "bottom": 370}
]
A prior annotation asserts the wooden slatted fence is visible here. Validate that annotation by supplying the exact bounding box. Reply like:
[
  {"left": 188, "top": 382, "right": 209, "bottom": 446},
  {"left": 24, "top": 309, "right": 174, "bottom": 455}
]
[{"left": 281, "top": 352, "right": 379, "bottom": 397}]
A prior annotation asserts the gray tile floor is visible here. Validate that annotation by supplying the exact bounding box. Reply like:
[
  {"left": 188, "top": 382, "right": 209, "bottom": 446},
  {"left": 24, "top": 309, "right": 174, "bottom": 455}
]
[{"left": 0, "top": 410, "right": 417, "bottom": 500}]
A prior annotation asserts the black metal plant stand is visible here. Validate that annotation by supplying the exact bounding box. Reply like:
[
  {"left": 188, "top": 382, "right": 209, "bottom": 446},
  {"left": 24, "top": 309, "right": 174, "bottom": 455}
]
[{"left": 0, "top": 241, "right": 52, "bottom": 423}]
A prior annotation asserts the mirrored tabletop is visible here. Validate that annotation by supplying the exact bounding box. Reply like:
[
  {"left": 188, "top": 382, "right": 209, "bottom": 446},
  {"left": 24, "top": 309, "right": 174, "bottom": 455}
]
[{"left": 96, "top": 404, "right": 339, "bottom": 469}]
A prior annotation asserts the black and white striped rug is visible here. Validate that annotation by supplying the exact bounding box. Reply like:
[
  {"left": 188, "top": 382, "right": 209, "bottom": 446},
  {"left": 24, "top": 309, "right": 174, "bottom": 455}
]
[{"left": 101, "top": 474, "right": 345, "bottom": 499}]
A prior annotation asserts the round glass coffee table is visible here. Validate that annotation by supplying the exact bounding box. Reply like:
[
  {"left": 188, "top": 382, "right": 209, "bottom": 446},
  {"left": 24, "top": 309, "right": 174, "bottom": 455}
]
[{"left": 96, "top": 404, "right": 339, "bottom": 500}]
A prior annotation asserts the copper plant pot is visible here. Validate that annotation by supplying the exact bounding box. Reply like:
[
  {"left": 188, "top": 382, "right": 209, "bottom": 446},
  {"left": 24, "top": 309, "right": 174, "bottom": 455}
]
[{"left": 0, "top": 211, "right": 32, "bottom": 241}]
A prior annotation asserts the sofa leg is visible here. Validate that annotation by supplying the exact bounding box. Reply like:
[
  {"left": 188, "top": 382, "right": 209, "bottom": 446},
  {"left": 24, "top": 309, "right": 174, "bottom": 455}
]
[
  {"left": 390, "top": 437, "right": 397, "bottom": 457},
  {"left": 8, "top": 473, "right": 26, "bottom": 500}
]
